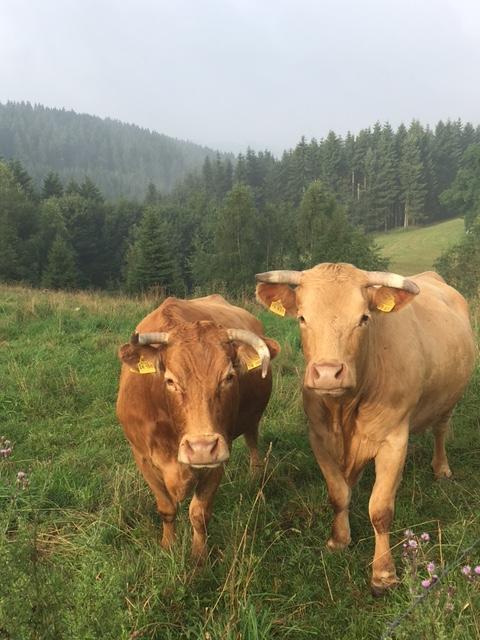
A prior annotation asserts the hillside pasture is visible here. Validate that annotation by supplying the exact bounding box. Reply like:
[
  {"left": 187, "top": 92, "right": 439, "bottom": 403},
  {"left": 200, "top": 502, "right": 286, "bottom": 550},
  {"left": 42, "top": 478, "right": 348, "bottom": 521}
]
[
  {"left": 375, "top": 217, "right": 465, "bottom": 275},
  {"left": 0, "top": 286, "right": 479, "bottom": 639}
]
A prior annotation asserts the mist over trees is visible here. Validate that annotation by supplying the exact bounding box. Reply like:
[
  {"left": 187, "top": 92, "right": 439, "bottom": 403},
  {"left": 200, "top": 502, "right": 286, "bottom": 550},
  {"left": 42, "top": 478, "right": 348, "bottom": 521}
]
[
  {"left": 0, "top": 102, "right": 225, "bottom": 199},
  {"left": 1, "top": 114, "right": 479, "bottom": 295}
]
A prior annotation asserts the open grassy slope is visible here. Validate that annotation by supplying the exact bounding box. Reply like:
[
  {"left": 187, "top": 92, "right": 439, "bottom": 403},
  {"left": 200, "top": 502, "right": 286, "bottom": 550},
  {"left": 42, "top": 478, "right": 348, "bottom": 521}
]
[
  {"left": 0, "top": 285, "right": 479, "bottom": 639},
  {"left": 375, "top": 218, "right": 465, "bottom": 275}
]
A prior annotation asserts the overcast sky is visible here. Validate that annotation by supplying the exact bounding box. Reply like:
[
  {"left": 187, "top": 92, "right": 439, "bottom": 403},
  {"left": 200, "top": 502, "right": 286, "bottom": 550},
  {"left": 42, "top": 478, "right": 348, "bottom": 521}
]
[{"left": 1, "top": 0, "right": 479, "bottom": 154}]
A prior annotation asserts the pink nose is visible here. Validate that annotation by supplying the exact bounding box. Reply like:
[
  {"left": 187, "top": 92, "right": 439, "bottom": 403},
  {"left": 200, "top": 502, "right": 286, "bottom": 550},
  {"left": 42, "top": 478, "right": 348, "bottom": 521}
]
[
  {"left": 178, "top": 434, "right": 230, "bottom": 466},
  {"left": 307, "top": 360, "right": 346, "bottom": 390}
]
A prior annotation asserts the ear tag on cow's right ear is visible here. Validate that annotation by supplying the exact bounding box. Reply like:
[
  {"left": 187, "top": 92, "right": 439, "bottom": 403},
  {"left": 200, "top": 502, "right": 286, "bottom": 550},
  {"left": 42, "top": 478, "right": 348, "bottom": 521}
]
[
  {"left": 136, "top": 356, "right": 157, "bottom": 374},
  {"left": 269, "top": 299, "right": 286, "bottom": 316},
  {"left": 377, "top": 293, "right": 396, "bottom": 313},
  {"left": 246, "top": 355, "right": 262, "bottom": 371}
]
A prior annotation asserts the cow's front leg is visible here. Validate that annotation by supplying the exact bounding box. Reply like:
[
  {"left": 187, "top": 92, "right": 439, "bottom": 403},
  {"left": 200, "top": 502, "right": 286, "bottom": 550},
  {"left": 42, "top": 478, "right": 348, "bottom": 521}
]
[
  {"left": 309, "top": 429, "right": 351, "bottom": 550},
  {"left": 189, "top": 466, "right": 224, "bottom": 561},
  {"left": 132, "top": 449, "right": 177, "bottom": 548},
  {"left": 369, "top": 425, "right": 408, "bottom": 595}
]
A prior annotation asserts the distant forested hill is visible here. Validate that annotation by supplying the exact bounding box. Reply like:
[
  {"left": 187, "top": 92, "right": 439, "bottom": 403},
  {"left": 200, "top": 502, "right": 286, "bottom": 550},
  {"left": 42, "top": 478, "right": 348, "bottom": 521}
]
[{"left": 0, "top": 102, "right": 223, "bottom": 199}]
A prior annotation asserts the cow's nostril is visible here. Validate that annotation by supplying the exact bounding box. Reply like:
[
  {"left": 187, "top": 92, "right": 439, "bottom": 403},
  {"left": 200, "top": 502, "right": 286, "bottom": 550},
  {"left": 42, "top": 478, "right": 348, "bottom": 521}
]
[{"left": 335, "top": 364, "right": 344, "bottom": 380}]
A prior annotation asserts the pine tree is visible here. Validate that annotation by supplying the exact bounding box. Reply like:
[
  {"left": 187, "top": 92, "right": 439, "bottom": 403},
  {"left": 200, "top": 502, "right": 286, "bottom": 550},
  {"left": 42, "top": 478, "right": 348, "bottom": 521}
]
[
  {"left": 42, "top": 171, "right": 64, "bottom": 199},
  {"left": 42, "top": 235, "right": 78, "bottom": 289},
  {"left": 212, "top": 184, "right": 261, "bottom": 288},
  {"left": 125, "top": 206, "right": 178, "bottom": 293},
  {"left": 400, "top": 131, "right": 427, "bottom": 227},
  {"left": 440, "top": 144, "right": 480, "bottom": 229}
]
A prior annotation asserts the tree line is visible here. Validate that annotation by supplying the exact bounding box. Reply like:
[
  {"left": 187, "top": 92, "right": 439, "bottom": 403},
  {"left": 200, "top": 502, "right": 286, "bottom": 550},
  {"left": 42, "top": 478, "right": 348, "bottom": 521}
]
[
  {"left": 1, "top": 118, "right": 479, "bottom": 296},
  {"left": 0, "top": 160, "right": 387, "bottom": 293}
]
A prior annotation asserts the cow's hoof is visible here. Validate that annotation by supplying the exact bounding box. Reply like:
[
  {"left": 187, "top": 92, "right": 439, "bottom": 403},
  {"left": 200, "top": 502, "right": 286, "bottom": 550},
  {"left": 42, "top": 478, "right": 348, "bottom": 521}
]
[
  {"left": 327, "top": 537, "right": 350, "bottom": 551},
  {"left": 434, "top": 466, "right": 453, "bottom": 480},
  {"left": 249, "top": 463, "right": 264, "bottom": 477},
  {"left": 371, "top": 575, "right": 398, "bottom": 597}
]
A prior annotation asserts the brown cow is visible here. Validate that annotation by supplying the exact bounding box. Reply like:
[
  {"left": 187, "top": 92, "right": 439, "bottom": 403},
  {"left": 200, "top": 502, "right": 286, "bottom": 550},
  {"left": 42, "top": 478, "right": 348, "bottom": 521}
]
[
  {"left": 116, "top": 295, "right": 279, "bottom": 560},
  {"left": 256, "top": 263, "right": 475, "bottom": 594}
]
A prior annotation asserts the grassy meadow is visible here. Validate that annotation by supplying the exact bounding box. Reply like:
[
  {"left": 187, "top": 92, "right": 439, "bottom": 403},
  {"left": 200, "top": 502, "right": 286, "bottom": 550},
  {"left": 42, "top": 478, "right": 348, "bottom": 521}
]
[
  {"left": 0, "top": 284, "right": 479, "bottom": 639},
  {"left": 374, "top": 217, "right": 465, "bottom": 275}
]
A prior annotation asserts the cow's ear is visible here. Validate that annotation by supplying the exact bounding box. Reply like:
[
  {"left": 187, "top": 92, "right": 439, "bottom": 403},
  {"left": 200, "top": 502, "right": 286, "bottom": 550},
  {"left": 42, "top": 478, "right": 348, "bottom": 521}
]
[
  {"left": 263, "top": 336, "right": 281, "bottom": 360},
  {"left": 368, "top": 286, "right": 418, "bottom": 314},
  {"left": 118, "top": 343, "right": 163, "bottom": 367},
  {"left": 255, "top": 283, "right": 297, "bottom": 318}
]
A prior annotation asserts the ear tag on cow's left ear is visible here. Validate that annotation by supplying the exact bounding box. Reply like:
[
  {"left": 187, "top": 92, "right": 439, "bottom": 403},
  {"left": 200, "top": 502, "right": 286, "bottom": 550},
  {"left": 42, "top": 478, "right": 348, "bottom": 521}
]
[
  {"left": 136, "top": 356, "right": 157, "bottom": 374},
  {"left": 377, "top": 293, "right": 396, "bottom": 313},
  {"left": 246, "top": 355, "right": 262, "bottom": 371},
  {"left": 269, "top": 299, "right": 286, "bottom": 316}
]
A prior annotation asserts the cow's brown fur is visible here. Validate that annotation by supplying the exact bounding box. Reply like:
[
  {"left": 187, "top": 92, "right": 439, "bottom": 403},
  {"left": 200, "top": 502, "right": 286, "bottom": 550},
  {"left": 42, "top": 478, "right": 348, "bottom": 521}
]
[
  {"left": 256, "top": 263, "right": 475, "bottom": 593},
  {"left": 116, "top": 295, "right": 279, "bottom": 560}
]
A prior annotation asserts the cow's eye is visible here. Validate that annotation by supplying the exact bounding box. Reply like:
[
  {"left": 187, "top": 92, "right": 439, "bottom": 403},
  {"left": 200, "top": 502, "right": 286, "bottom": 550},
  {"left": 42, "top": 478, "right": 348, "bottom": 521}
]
[
  {"left": 165, "top": 377, "right": 177, "bottom": 390},
  {"left": 224, "top": 372, "right": 235, "bottom": 383},
  {"left": 359, "top": 314, "right": 370, "bottom": 327}
]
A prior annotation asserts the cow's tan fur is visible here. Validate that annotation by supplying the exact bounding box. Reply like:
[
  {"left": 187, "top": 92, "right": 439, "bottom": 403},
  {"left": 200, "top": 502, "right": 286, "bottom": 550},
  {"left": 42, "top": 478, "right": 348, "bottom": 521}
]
[
  {"left": 257, "top": 263, "right": 475, "bottom": 593},
  {"left": 116, "top": 295, "right": 279, "bottom": 559}
]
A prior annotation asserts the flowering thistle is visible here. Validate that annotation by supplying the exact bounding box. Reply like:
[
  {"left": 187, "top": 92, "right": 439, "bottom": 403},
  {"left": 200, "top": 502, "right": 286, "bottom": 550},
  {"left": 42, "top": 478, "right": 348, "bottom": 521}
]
[
  {"left": 16, "top": 470, "right": 29, "bottom": 489},
  {"left": 421, "top": 578, "right": 432, "bottom": 588},
  {"left": 427, "top": 562, "right": 436, "bottom": 575},
  {"left": 404, "top": 529, "right": 414, "bottom": 538},
  {"left": 461, "top": 565, "right": 472, "bottom": 577},
  {"left": 474, "top": 566, "right": 480, "bottom": 576},
  {"left": 408, "top": 539, "right": 418, "bottom": 549},
  {"left": 420, "top": 532, "right": 430, "bottom": 542},
  {"left": 0, "top": 436, "right": 13, "bottom": 458}
]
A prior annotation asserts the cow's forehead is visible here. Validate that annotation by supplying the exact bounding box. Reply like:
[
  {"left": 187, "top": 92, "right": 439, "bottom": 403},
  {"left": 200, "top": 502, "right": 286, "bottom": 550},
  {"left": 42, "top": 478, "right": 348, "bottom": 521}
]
[
  {"left": 296, "top": 264, "right": 368, "bottom": 313},
  {"left": 164, "top": 323, "right": 232, "bottom": 374}
]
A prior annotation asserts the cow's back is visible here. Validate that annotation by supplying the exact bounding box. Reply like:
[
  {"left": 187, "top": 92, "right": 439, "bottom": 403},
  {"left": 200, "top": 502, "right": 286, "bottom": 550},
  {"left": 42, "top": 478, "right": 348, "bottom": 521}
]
[
  {"left": 137, "top": 295, "right": 263, "bottom": 335},
  {"left": 394, "top": 271, "right": 475, "bottom": 430}
]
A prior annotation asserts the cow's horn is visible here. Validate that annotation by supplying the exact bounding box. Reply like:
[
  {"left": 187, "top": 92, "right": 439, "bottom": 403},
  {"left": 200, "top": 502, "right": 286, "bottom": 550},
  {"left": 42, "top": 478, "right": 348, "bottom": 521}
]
[
  {"left": 131, "top": 331, "right": 170, "bottom": 346},
  {"left": 366, "top": 271, "right": 420, "bottom": 295},
  {"left": 255, "top": 270, "right": 302, "bottom": 285},
  {"left": 227, "top": 329, "right": 270, "bottom": 379}
]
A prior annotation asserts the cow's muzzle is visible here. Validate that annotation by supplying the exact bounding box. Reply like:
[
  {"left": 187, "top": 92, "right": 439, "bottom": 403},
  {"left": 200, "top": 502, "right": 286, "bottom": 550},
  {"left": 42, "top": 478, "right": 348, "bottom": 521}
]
[
  {"left": 304, "top": 360, "right": 351, "bottom": 394},
  {"left": 178, "top": 434, "right": 230, "bottom": 468}
]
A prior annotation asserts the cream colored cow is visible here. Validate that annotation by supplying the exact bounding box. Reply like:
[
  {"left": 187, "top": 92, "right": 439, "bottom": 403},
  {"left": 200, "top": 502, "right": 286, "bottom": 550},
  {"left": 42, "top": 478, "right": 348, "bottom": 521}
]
[{"left": 256, "top": 263, "right": 475, "bottom": 594}]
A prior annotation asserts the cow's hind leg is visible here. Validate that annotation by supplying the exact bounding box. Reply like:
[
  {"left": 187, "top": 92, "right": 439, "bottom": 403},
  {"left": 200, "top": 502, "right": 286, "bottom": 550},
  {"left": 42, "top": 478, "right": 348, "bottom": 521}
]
[
  {"left": 431, "top": 416, "right": 453, "bottom": 479},
  {"left": 189, "top": 466, "right": 223, "bottom": 561},
  {"left": 369, "top": 426, "right": 408, "bottom": 595},
  {"left": 132, "top": 450, "right": 177, "bottom": 549}
]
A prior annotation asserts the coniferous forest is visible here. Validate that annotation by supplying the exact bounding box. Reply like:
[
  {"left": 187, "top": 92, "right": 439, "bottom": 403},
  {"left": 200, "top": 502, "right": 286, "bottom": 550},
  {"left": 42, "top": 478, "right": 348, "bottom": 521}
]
[
  {"left": 1, "top": 103, "right": 480, "bottom": 295},
  {"left": 0, "top": 102, "right": 225, "bottom": 199}
]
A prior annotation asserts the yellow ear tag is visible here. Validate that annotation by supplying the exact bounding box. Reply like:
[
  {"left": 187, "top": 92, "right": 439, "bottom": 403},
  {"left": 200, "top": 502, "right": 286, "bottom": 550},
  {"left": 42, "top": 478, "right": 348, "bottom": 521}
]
[
  {"left": 246, "top": 355, "right": 262, "bottom": 371},
  {"left": 269, "top": 299, "right": 286, "bottom": 316},
  {"left": 136, "top": 356, "right": 157, "bottom": 374},
  {"left": 377, "top": 294, "right": 396, "bottom": 313}
]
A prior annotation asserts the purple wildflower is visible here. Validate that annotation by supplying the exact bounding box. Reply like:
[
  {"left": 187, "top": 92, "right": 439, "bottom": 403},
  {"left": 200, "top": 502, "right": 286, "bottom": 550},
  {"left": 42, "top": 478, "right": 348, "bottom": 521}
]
[
  {"left": 408, "top": 539, "right": 418, "bottom": 549},
  {"left": 421, "top": 578, "right": 431, "bottom": 588},
  {"left": 404, "top": 529, "right": 414, "bottom": 538},
  {"left": 427, "top": 562, "right": 436, "bottom": 574},
  {"left": 461, "top": 565, "right": 472, "bottom": 577},
  {"left": 420, "top": 532, "right": 430, "bottom": 542},
  {"left": 474, "top": 566, "right": 480, "bottom": 576}
]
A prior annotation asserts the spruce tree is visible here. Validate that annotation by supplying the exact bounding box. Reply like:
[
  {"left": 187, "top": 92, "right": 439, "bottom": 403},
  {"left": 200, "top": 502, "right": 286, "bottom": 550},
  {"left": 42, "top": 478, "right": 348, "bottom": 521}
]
[
  {"left": 212, "top": 184, "right": 261, "bottom": 288},
  {"left": 42, "top": 235, "right": 78, "bottom": 289},
  {"left": 42, "top": 171, "right": 64, "bottom": 199},
  {"left": 399, "top": 131, "right": 427, "bottom": 227},
  {"left": 125, "top": 206, "right": 177, "bottom": 293}
]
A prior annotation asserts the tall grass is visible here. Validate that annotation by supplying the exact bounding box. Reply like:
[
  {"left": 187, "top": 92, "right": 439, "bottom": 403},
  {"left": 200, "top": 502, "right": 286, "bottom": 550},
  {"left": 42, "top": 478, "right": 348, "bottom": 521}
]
[{"left": 0, "top": 285, "right": 479, "bottom": 639}]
